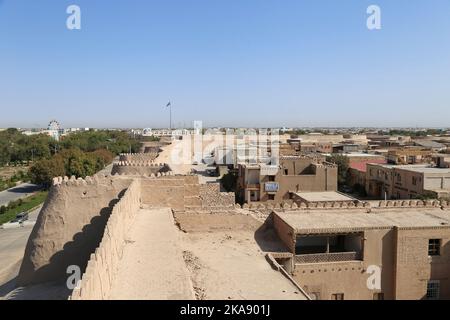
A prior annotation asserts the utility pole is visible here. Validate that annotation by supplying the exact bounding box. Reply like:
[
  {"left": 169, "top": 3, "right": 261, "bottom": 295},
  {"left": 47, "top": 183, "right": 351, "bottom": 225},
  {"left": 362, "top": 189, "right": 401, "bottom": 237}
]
[{"left": 166, "top": 101, "right": 172, "bottom": 130}]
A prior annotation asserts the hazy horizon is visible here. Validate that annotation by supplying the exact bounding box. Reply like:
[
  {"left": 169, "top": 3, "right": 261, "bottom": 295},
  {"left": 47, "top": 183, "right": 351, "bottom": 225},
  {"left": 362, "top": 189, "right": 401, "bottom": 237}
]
[{"left": 1, "top": 1, "right": 450, "bottom": 128}]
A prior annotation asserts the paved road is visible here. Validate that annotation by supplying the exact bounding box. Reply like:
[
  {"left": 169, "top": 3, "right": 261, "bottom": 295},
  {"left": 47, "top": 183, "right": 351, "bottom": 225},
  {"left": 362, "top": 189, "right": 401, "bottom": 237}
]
[
  {"left": 0, "top": 183, "right": 42, "bottom": 207},
  {"left": 0, "top": 206, "right": 41, "bottom": 297}
]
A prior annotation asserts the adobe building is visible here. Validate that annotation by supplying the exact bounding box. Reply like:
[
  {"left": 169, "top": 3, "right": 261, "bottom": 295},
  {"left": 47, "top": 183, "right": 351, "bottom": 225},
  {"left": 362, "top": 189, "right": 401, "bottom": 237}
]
[
  {"left": 387, "top": 147, "right": 433, "bottom": 165},
  {"left": 237, "top": 155, "right": 337, "bottom": 203},
  {"left": 270, "top": 200, "right": 450, "bottom": 300},
  {"left": 346, "top": 153, "right": 387, "bottom": 190},
  {"left": 290, "top": 191, "right": 357, "bottom": 206},
  {"left": 366, "top": 163, "right": 450, "bottom": 199}
]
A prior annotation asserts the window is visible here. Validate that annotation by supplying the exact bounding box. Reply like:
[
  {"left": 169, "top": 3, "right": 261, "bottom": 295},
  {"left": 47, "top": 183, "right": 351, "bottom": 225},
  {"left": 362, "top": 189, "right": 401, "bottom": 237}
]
[
  {"left": 284, "top": 169, "right": 288, "bottom": 175},
  {"left": 331, "top": 293, "right": 344, "bottom": 300},
  {"left": 428, "top": 239, "right": 441, "bottom": 256},
  {"left": 268, "top": 176, "right": 275, "bottom": 182},
  {"left": 426, "top": 280, "right": 440, "bottom": 300},
  {"left": 412, "top": 177, "right": 417, "bottom": 186},
  {"left": 373, "top": 293, "right": 384, "bottom": 300},
  {"left": 268, "top": 194, "right": 275, "bottom": 200}
]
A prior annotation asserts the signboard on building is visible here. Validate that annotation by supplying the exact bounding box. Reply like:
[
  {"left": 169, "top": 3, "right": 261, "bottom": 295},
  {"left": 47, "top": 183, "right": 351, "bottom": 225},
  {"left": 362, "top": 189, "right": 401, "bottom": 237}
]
[
  {"left": 265, "top": 182, "right": 279, "bottom": 192},
  {"left": 260, "top": 165, "right": 279, "bottom": 176}
]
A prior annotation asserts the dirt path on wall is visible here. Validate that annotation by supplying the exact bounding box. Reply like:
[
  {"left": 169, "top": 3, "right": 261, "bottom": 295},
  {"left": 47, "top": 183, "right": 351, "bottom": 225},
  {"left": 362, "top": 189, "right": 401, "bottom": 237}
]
[
  {"left": 108, "top": 208, "right": 195, "bottom": 300},
  {"left": 155, "top": 136, "right": 223, "bottom": 175},
  {"left": 155, "top": 140, "right": 193, "bottom": 175}
]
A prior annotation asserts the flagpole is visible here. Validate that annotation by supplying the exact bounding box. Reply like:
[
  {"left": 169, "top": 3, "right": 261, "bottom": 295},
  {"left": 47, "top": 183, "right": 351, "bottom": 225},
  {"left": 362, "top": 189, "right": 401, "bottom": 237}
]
[{"left": 170, "top": 103, "right": 172, "bottom": 130}]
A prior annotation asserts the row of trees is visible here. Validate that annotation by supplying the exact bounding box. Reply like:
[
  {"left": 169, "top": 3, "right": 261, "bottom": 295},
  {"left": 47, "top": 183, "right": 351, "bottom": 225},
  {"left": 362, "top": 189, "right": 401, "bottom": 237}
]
[
  {"left": 0, "top": 129, "right": 142, "bottom": 188},
  {"left": 0, "top": 129, "right": 56, "bottom": 166},
  {"left": 29, "top": 148, "right": 114, "bottom": 187},
  {"left": 386, "top": 129, "right": 446, "bottom": 137},
  {"left": 0, "top": 129, "right": 141, "bottom": 167}
]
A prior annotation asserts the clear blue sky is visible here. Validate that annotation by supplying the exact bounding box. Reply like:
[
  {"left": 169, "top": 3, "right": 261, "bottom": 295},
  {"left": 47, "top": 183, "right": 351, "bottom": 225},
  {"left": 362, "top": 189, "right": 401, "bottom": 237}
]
[{"left": 1, "top": 0, "right": 449, "bottom": 128}]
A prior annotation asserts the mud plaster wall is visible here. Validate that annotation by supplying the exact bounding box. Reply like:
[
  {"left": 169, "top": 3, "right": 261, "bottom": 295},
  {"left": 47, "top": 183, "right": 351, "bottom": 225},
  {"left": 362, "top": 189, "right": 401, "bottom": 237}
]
[
  {"left": 140, "top": 177, "right": 187, "bottom": 211},
  {"left": 16, "top": 177, "right": 132, "bottom": 286},
  {"left": 119, "top": 153, "right": 158, "bottom": 162},
  {"left": 200, "top": 183, "right": 235, "bottom": 209},
  {"left": 70, "top": 180, "right": 141, "bottom": 300},
  {"left": 111, "top": 163, "right": 170, "bottom": 176}
]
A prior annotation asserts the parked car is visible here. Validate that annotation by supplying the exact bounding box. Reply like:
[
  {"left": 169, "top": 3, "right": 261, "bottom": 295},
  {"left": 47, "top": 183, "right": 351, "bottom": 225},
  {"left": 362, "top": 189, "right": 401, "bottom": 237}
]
[{"left": 14, "top": 212, "right": 29, "bottom": 223}]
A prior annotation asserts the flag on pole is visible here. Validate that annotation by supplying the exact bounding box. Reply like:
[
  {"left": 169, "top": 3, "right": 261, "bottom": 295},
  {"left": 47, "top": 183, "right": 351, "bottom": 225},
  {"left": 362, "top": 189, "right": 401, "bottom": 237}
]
[{"left": 166, "top": 101, "right": 171, "bottom": 107}]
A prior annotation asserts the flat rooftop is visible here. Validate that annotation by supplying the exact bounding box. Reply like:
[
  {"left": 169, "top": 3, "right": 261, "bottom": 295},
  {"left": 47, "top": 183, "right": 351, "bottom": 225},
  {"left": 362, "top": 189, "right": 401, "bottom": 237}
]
[
  {"left": 400, "top": 167, "right": 450, "bottom": 174},
  {"left": 344, "top": 152, "right": 385, "bottom": 158},
  {"left": 293, "top": 191, "right": 355, "bottom": 202},
  {"left": 275, "top": 210, "right": 450, "bottom": 233},
  {"left": 371, "top": 163, "right": 450, "bottom": 174},
  {"left": 175, "top": 213, "right": 308, "bottom": 300}
]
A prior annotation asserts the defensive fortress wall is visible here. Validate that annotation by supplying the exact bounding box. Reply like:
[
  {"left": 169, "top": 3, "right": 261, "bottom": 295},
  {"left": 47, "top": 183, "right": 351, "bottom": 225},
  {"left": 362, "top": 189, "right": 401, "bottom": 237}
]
[
  {"left": 70, "top": 180, "right": 141, "bottom": 300},
  {"left": 119, "top": 153, "right": 159, "bottom": 162},
  {"left": 16, "top": 173, "right": 235, "bottom": 295},
  {"left": 17, "top": 175, "right": 133, "bottom": 286},
  {"left": 111, "top": 161, "right": 171, "bottom": 176}
]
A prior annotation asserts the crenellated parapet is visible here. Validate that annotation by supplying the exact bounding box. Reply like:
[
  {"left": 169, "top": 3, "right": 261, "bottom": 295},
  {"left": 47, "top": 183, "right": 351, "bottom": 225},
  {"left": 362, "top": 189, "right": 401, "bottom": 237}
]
[
  {"left": 70, "top": 179, "right": 142, "bottom": 300},
  {"left": 242, "top": 198, "right": 450, "bottom": 217},
  {"left": 111, "top": 161, "right": 171, "bottom": 176},
  {"left": 115, "top": 160, "right": 166, "bottom": 167},
  {"left": 51, "top": 174, "right": 119, "bottom": 187},
  {"left": 119, "top": 152, "right": 158, "bottom": 162}
]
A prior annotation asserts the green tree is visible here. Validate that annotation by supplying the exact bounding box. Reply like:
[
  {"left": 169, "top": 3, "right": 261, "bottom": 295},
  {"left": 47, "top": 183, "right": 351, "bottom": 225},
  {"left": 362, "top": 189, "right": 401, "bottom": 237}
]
[{"left": 29, "top": 158, "right": 66, "bottom": 187}]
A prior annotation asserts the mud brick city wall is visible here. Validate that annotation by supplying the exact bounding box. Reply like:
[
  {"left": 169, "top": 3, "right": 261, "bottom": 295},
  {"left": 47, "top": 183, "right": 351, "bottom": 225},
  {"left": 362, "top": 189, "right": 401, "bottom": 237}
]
[
  {"left": 70, "top": 179, "right": 141, "bottom": 300},
  {"left": 119, "top": 153, "right": 158, "bottom": 162},
  {"left": 17, "top": 176, "right": 133, "bottom": 286},
  {"left": 140, "top": 177, "right": 186, "bottom": 211},
  {"left": 199, "top": 183, "right": 235, "bottom": 209},
  {"left": 111, "top": 161, "right": 170, "bottom": 176}
]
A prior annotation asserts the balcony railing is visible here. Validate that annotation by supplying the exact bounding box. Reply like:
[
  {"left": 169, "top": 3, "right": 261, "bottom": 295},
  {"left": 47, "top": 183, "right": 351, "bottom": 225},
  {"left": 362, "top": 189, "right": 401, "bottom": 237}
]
[
  {"left": 295, "top": 252, "right": 361, "bottom": 264},
  {"left": 245, "top": 183, "right": 260, "bottom": 190}
]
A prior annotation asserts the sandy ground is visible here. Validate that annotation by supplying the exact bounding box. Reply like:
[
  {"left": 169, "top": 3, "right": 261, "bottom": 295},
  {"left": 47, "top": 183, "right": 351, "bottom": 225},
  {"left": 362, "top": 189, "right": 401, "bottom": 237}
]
[
  {"left": 108, "top": 208, "right": 195, "bottom": 300},
  {"left": 109, "top": 210, "right": 305, "bottom": 300},
  {"left": 155, "top": 140, "right": 193, "bottom": 175},
  {"left": 175, "top": 213, "right": 306, "bottom": 300}
]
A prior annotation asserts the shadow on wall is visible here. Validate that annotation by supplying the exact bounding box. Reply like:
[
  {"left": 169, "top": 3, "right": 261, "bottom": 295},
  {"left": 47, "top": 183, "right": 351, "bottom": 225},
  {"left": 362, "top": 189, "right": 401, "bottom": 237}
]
[
  {"left": 17, "top": 190, "right": 126, "bottom": 288},
  {"left": 254, "top": 217, "right": 290, "bottom": 253},
  {"left": 1, "top": 277, "right": 72, "bottom": 300}
]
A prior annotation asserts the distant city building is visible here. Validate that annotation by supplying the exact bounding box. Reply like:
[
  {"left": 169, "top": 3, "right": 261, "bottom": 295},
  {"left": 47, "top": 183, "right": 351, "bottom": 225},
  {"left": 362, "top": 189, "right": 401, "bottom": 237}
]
[
  {"left": 366, "top": 163, "right": 450, "bottom": 199},
  {"left": 387, "top": 147, "right": 433, "bottom": 165},
  {"left": 237, "top": 155, "right": 337, "bottom": 203}
]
